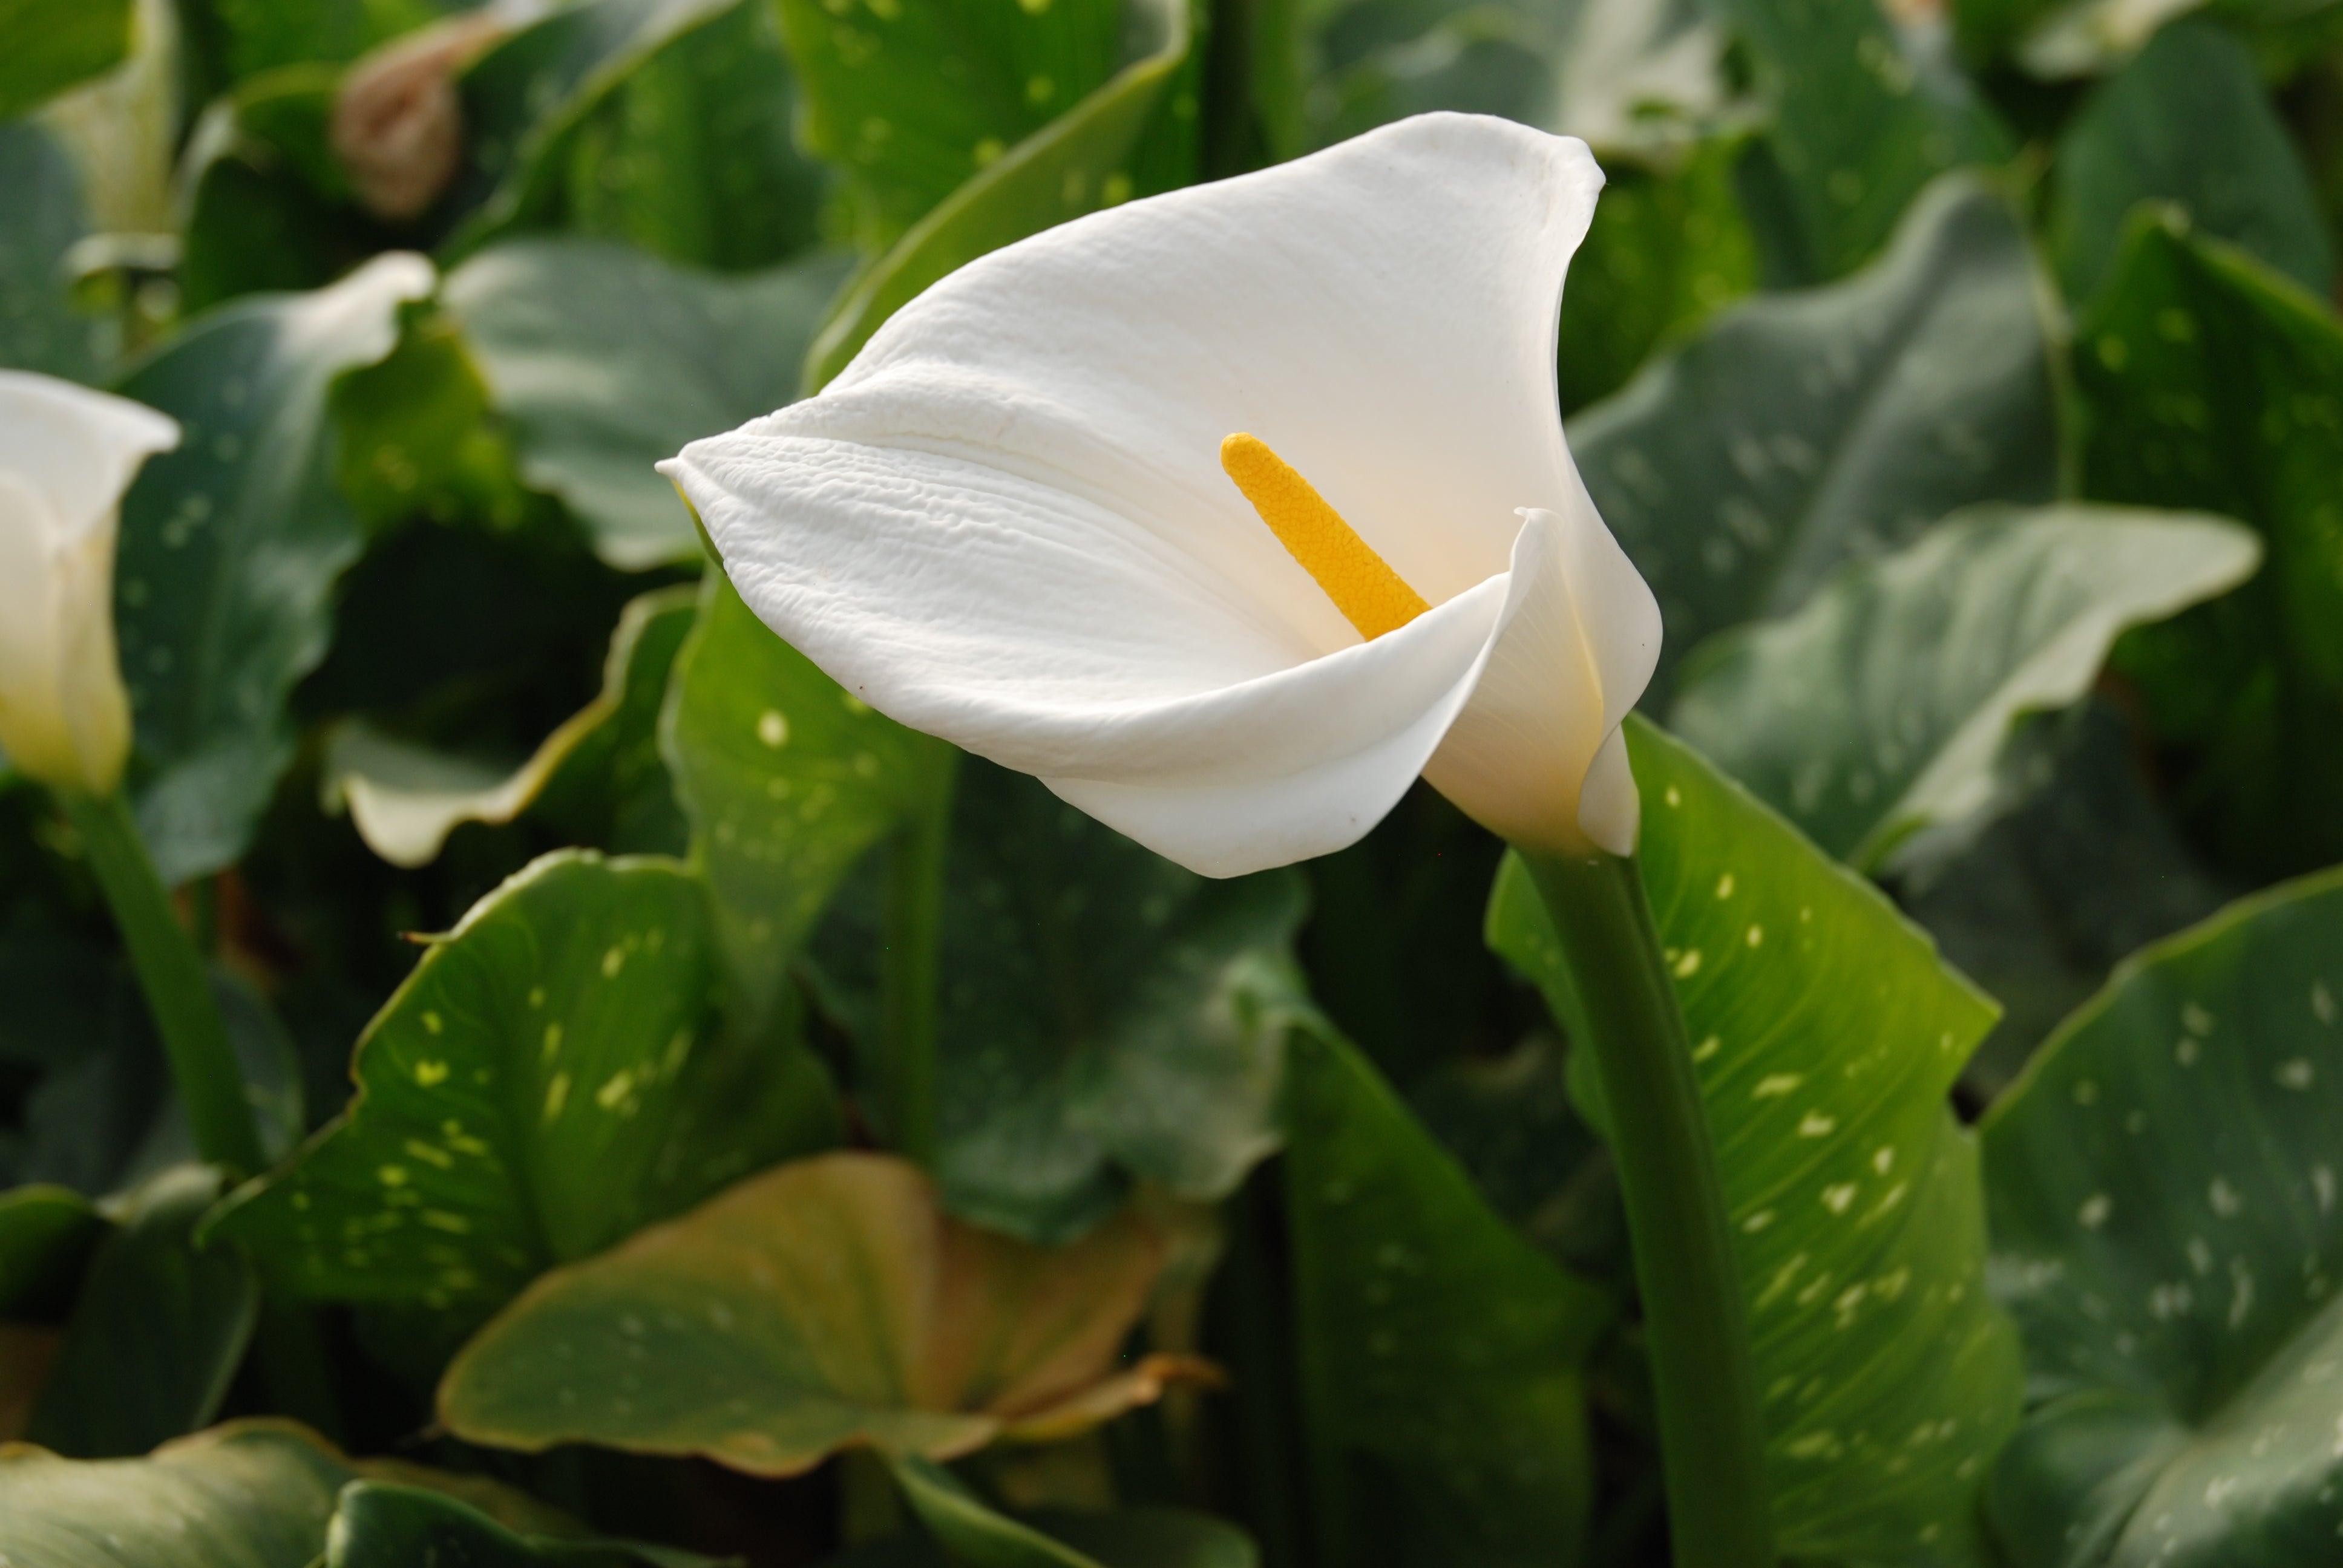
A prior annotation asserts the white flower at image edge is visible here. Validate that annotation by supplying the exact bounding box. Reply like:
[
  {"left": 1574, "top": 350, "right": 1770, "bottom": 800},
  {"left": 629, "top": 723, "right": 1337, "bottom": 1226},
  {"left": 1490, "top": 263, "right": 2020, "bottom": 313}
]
[
  {"left": 0, "top": 372, "right": 179, "bottom": 796},
  {"left": 664, "top": 113, "right": 1660, "bottom": 877}
]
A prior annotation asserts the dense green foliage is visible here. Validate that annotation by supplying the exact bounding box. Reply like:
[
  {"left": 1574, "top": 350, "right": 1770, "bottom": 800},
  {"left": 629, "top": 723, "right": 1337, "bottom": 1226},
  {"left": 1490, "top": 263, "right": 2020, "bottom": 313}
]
[{"left": 7, "top": 0, "right": 2343, "bottom": 1564}]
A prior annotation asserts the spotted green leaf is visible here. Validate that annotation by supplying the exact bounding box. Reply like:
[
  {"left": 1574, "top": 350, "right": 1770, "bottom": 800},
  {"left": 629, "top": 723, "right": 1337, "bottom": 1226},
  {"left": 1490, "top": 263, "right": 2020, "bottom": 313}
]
[
  {"left": 439, "top": 1153, "right": 1182, "bottom": 1475},
  {"left": 1981, "top": 867, "right": 2343, "bottom": 1567},
  {"left": 807, "top": 762, "right": 1308, "bottom": 1242},
  {"left": 1570, "top": 175, "right": 2058, "bottom": 699},
  {"left": 0, "top": 122, "right": 105, "bottom": 379},
  {"left": 887, "top": 1457, "right": 1259, "bottom": 1568},
  {"left": 800, "top": 0, "right": 1197, "bottom": 388},
  {"left": 660, "top": 571, "right": 954, "bottom": 1018},
  {"left": 2073, "top": 212, "right": 2343, "bottom": 874},
  {"left": 326, "top": 1481, "right": 728, "bottom": 1568},
  {"left": 211, "top": 852, "right": 839, "bottom": 1326},
  {"left": 442, "top": 239, "right": 850, "bottom": 567},
  {"left": 2049, "top": 21, "right": 2332, "bottom": 303},
  {"left": 0, "top": 0, "right": 133, "bottom": 117},
  {"left": 1283, "top": 1027, "right": 1610, "bottom": 1567},
  {"left": 114, "top": 253, "right": 433, "bottom": 886},
  {"left": 25, "top": 1167, "right": 256, "bottom": 1459},
  {"left": 327, "top": 586, "right": 696, "bottom": 868},
  {"left": 1487, "top": 719, "right": 2021, "bottom": 1564},
  {"left": 1670, "top": 505, "right": 2261, "bottom": 872}
]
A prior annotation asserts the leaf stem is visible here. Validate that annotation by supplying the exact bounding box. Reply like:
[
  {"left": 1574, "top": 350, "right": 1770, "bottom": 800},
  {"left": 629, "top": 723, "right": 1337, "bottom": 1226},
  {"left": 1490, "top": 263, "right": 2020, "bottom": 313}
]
[
  {"left": 878, "top": 753, "right": 958, "bottom": 1165},
  {"left": 1521, "top": 848, "right": 1773, "bottom": 1568},
  {"left": 61, "top": 789, "right": 267, "bottom": 1177}
]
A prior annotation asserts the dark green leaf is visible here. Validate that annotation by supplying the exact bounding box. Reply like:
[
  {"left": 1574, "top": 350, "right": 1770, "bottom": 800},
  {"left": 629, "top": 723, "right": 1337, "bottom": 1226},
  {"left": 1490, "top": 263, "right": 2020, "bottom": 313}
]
[
  {"left": 1487, "top": 720, "right": 2022, "bottom": 1563},
  {"left": 0, "top": 122, "right": 104, "bottom": 379},
  {"left": 179, "top": 0, "right": 456, "bottom": 85},
  {"left": 808, "top": 762, "right": 1308, "bottom": 1242},
  {"left": 2074, "top": 214, "right": 2343, "bottom": 874},
  {"left": 326, "top": 1480, "right": 729, "bottom": 1568},
  {"left": 2050, "top": 21, "right": 2332, "bottom": 302},
  {"left": 442, "top": 238, "right": 851, "bottom": 567},
  {"left": 889, "top": 1458, "right": 1259, "bottom": 1568},
  {"left": 114, "top": 253, "right": 433, "bottom": 886},
  {"left": 1571, "top": 175, "right": 2059, "bottom": 696},
  {"left": 1670, "top": 505, "right": 2259, "bottom": 872},
  {"left": 0, "top": 1185, "right": 101, "bottom": 1319},
  {"left": 1981, "top": 867, "right": 2343, "bottom": 1567},
  {"left": 0, "top": 0, "right": 133, "bottom": 117},
  {"left": 211, "top": 851, "right": 838, "bottom": 1326},
  {"left": 26, "top": 1166, "right": 256, "bottom": 1459},
  {"left": 1282, "top": 1027, "right": 1608, "bottom": 1567}
]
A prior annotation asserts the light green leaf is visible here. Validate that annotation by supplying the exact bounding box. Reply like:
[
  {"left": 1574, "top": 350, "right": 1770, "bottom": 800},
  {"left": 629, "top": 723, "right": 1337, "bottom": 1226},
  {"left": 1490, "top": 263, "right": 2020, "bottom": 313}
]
[
  {"left": 1981, "top": 867, "right": 2343, "bottom": 1567},
  {"left": 660, "top": 571, "right": 954, "bottom": 1016},
  {"left": 807, "top": 762, "right": 1307, "bottom": 1242},
  {"left": 2073, "top": 213, "right": 2343, "bottom": 874},
  {"left": 1487, "top": 719, "right": 2022, "bottom": 1563},
  {"left": 180, "top": 0, "right": 454, "bottom": 84},
  {"left": 801, "top": 0, "right": 1196, "bottom": 388},
  {"left": 2050, "top": 21, "right": 2332, "bottom": 302},
  {"left": 326, "top": 586, "right": 697, "bottom": 867},
  {"left": 325, "top": 1481, "right": 729, "bottom": 1568},
  {"left": 888, "top": 1458, "right": 1259, "bottom": 1568},
  {"left": 0, "top": 0, "right": 133, "bottom": 117},
  {"left": 0, "top": 1186, "right": 102, "bottom": 1319},
  {"left": 1571, "top": 175, "right": 2059, "bottom": 696},
  {"left": 24, "top": 1167, "right": 255, "bottom": 1459},
  {"left": 0, "top": 122, "right": 104, "bottom": 379},
  {"left": 442, "top": 238, "right": 851, "bottom": 567},
  {"left": 1721, "top": 0, "right": 2010, "bottom": 279},
  {"left": 439, "top": 1152, "right": 1183, "bottom": 1475},
  {"left": 1282, "top": 1027, "right": 1608, "bottom": 1567},
  {"left": 114, "top": 253, "right": 433, "bottom": 886},
  {"left": 211, "top": 851, "right": 838, "bottom": 1326},
  {"left": 1670, "top": 505, "right": 2260, "bottom": 872}
]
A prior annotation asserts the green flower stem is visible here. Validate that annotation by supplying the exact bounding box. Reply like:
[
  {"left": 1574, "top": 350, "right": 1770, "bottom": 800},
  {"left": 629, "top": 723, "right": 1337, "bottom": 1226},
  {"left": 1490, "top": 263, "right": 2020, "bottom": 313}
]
[
  {"left": 878, "top": 752, "right": 958, "bottom": 1165},
  {"left": 1522, "top": 848, "right": 1774, "bottom": 1568},
  {"left": 62, "top": 789, "right": 266, "bottom": 1177}
]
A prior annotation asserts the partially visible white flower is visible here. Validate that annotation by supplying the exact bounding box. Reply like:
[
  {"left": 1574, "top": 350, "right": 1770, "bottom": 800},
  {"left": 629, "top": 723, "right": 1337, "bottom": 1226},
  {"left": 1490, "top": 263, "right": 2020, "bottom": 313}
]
[
  {"left": 0, "top": 371, "right": 179, "bottom": 795},
  {"left": 664, "top": 113, "right": 1659, "bottom": 877}
]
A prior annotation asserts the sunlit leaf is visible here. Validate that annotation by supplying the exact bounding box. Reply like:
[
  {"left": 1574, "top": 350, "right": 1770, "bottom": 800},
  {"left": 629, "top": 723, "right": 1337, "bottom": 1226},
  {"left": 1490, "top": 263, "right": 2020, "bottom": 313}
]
[
  {"left": 2075, "top": 214, "right": 2343, "bottom": 874},
  {"left": 1571, "top": 175, "right": 2058, "bottom": 696},
  {"left": 1487, "top": 720, "right": 2021, "bottom": 1563},
  {"left": 114, "top": 253, "right": 433, "bottom": 886},
  {"left": 807, "top": 762, "right": 1307, "bottom": 1242},
  {"left": 1282, "top": 1027, "right": 1609, "bottom": 1567},
  {"left": 442, "top": 238, "right": 850, "bottom": 567},
  {"left": 327, "top": 586, "right": 696, "bottom": 867},
  {"left": 439, "top": 1152, "right": 1191, "bottom": 1475},
  {"left": 1671, "top": 505, "right": 2259, "bottom": 872},
  {"left": 212, "top": 851, "right": 838, "bottom": 1328},
  {"left": 1982, "top": 867, "right": 2343, "bottom": 1567},
  {"left": 0, "top": 0, "right": 133, "bottom": 117}
]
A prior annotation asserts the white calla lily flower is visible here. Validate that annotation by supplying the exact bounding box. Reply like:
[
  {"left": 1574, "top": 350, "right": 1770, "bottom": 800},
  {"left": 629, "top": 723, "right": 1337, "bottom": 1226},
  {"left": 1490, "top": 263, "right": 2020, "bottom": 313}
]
[
  {"left": 663, "top": 113, "right": 1660, "bottom": 877},
  {"left": 0, "top": 371, "right": 179, "bottom": 796}
]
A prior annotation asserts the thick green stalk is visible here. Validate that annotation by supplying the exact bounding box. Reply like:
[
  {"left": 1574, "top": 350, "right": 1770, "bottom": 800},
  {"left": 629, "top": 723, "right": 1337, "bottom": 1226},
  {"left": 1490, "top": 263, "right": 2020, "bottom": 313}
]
[
  {"left": 877, "top": 753, "right": 957, "bottom": 1165},
  {"left": 1522, "top": 849, "right": 1774, "bottom": 1568},
  {"left": 62, "top": 789, "right": 266, "bottom": 1177}
]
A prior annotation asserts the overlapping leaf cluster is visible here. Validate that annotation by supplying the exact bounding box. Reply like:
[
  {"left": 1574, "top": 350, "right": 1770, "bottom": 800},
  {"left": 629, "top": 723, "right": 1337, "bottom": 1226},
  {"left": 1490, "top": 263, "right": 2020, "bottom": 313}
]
[{"left": 6, "top": 0, "right": 2343, "bottom": 1564}]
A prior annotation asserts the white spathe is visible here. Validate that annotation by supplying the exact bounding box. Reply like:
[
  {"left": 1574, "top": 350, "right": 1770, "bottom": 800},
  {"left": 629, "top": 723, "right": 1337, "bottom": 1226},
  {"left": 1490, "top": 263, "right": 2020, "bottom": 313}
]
[
  {"left": 0, "top": 371, "right": 180, "bottom": 795},
  {"left": 663, "top": 113, "right": 1660, "bottom": 877}
]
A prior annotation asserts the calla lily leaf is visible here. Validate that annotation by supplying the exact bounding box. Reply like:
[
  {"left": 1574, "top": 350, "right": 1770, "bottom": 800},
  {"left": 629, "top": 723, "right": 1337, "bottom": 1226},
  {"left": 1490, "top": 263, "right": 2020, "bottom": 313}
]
[
  {"left": 211, "top": 851, "right": 839, "bottom": 1332},
  {"left": 660, "top": 571, "right": 956, "bottom": 1018},
  {"left": 0, "top": 1184, "right": 101, "bottom": 1319},
  {"left": 886, "top": 1457, "right": 1259, "bottom": 1568},
  {"left": 1282, "top": 1025, "right": 1610, "bottom": 1566},
  {"left": 326, "top": 1481, "right": 733, "bottom": 1568},
  {"left": 2073, "top": 212, "right": 2343, "bottom": 874},
  {"left": 442, "top": 240, "right": 851, "bottom": 567},
  {"left": 0, "top": 123, "right": 104, "bottom": 380},
  {"left": 1487, "top": 719, "right": 2021, "bottom": 1564},
  {"left": 0, "top": 0, "right": 133, "bottom": 117},
  {"left": 1571, "top": 174, "right": 2059, "bottom": 697},
  {"left": 806, "top": 762, "right": 1308, "bottom": 1243},
  {"left": 2048, "top": 20, "right": 2332, "bottom": 303},
  {"left": 1670, "top": 505, "right": 2261, "bottom": 874},
  {"left": 438, "top": 1152, "right": 1194, "bottom": 1476},
  {"left": 326, "top": 585, "right": 696, "bottom": 868},
  {"left": 0, "top": 1419, "right": 594, "bottom": 1568},
  {"left": 1981, "top": 867, "right": 2343, "bottom": 1567},
  {"left": 25, "top": 1166, "right": 257, "bottom": 1459},
  {"left": 114, "top": 253, "right": 433, "bottom": 887}
]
